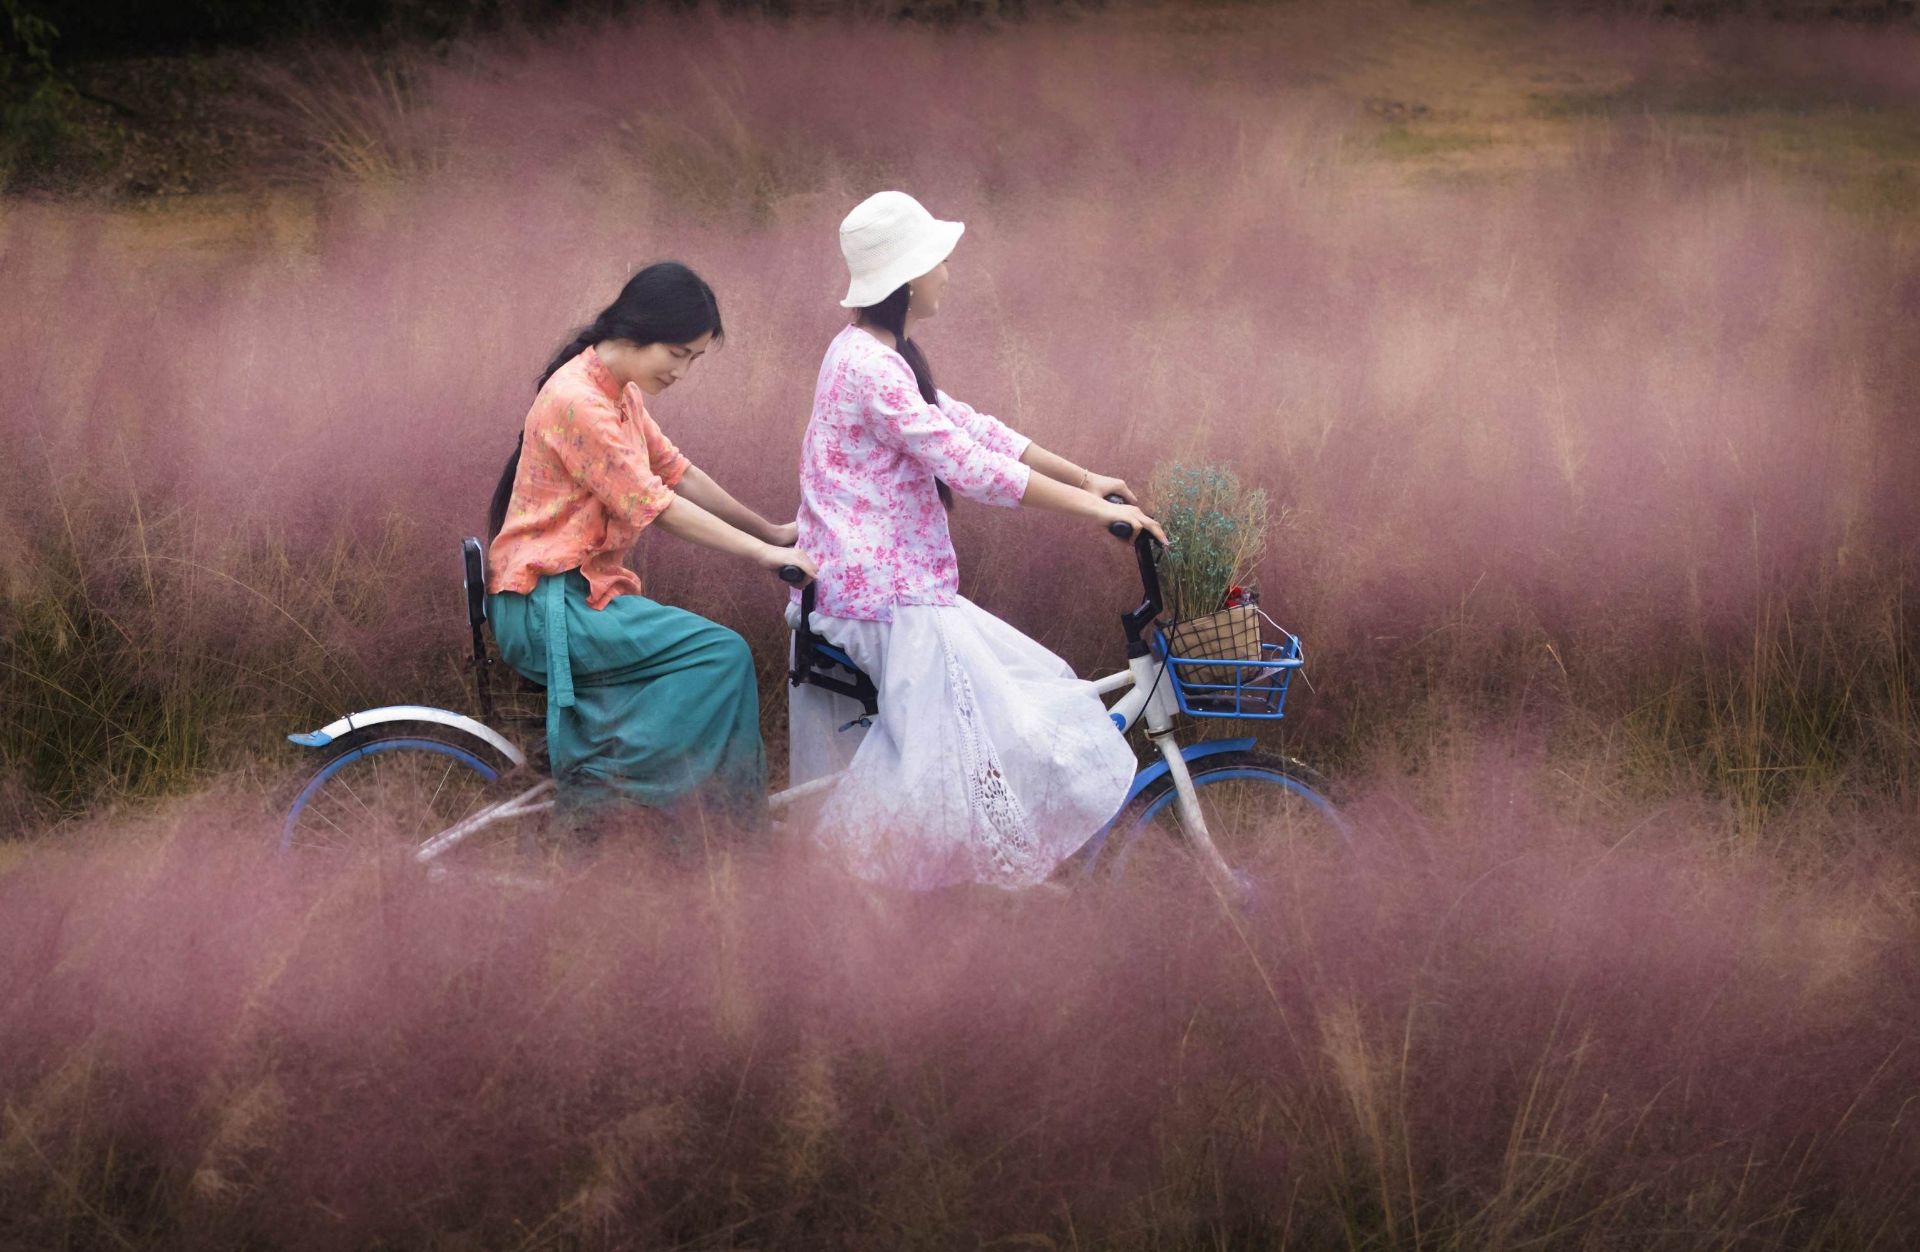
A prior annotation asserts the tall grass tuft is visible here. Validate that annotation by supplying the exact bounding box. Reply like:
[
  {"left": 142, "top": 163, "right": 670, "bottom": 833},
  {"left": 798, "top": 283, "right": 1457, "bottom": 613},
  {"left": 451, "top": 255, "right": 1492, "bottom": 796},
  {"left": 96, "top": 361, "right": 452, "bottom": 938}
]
[
  {"left": 249, "top": 51, "right": 447, "bottom": 185},
  {"left": 0, "top": 468, "right": 448, "bottom": 828}
]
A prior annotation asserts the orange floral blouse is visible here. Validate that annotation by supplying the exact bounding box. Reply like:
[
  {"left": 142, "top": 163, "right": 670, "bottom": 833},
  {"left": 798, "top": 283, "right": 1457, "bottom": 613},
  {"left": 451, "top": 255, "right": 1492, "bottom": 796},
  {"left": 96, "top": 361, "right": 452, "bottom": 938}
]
[{"left": 487, "top": 346, "right": 691, "bottom": 610}]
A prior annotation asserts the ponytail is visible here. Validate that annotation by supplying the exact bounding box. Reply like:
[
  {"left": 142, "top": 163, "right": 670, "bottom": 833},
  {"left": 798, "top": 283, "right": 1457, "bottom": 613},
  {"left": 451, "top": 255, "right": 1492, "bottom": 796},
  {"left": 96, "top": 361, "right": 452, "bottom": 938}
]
[
  {"left": 487, "top": 263, "right": 723, "bottom": 542},
  {"left": 538, "top": 328, "right": 601, "bottom": 389},
  {"left": 485, "top": 433, "right": 525, "bottom": 545},
  {"left": 857, "top": 282, "right": 954, "bottom": 511}
]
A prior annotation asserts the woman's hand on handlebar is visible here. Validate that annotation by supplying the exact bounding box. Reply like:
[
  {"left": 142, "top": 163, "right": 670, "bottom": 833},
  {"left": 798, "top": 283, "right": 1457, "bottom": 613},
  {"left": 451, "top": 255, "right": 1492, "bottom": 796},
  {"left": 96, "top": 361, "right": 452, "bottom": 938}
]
[
  {"left": 1083, "top": 472, "right": 1136, "bottom": 505},
  {"left": 763, "top": 543, "right": 818, "bottom": 585},
  {"left": 1097, "top": 499, "right": 1167, "bottom": 547}
]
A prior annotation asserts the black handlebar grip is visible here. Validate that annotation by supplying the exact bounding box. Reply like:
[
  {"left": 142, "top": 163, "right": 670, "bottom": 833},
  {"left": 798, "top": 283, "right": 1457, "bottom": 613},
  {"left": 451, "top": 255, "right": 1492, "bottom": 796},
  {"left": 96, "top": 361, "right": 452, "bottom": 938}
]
[
  {"left": 777, "top": 565, "right": 807, "bottom": 585},
  {"left": 1102, "top": 492, "right": 1135, "bottom": 540}
]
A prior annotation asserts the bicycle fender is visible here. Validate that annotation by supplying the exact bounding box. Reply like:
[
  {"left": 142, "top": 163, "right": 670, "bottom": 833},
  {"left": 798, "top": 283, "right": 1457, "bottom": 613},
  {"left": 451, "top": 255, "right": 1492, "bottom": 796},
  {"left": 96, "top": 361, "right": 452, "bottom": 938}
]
[
  {"left": 286, "top": 705, "right": 527, "bottom": 769},
  {"left": 1120, "top": 737, "right": 1256, "bottom": 808}
]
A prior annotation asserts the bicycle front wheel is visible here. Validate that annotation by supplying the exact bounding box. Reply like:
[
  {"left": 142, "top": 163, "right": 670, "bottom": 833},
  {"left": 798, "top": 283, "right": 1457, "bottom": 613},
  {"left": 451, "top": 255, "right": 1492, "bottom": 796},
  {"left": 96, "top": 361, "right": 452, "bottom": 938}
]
[
  {"left": 1101, "top": 750, "right": 1349, "bottom": 884},
  {"left": 281, "top": 724, "right": 534, "bottom": 859}
]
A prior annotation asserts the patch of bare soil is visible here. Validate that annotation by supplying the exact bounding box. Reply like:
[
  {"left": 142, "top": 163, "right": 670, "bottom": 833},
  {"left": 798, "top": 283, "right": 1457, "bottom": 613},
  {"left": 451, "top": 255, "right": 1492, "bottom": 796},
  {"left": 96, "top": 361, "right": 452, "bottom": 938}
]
[{"left": 16, "top": 49, "right": 300, "bottom": 199}]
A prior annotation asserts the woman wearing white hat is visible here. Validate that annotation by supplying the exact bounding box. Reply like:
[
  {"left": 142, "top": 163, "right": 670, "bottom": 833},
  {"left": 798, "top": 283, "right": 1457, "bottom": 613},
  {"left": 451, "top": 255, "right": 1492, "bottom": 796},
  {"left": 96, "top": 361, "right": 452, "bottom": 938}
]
[{"left": 790, "top": 190, "right": 1166, "bottom": 891}]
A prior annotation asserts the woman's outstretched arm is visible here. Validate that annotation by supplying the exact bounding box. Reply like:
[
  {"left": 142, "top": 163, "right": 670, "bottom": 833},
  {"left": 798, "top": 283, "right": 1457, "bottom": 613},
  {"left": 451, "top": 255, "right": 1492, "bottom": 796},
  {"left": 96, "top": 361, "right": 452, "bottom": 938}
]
[
  {"left": 653, "top": 494, "right": 817, "bottom": 580},
  {"left": 933, "top": 388, "right": 1138, "bottom": 506},
  {"left": 671, "top": 466, "right": 797, "bottom": 546},
  {"left": 1018, "top": 473, "right": 1168, "bottom": 546},
  {"left": 1018, "top": 442, "right": 1138, "bottom": 506}
]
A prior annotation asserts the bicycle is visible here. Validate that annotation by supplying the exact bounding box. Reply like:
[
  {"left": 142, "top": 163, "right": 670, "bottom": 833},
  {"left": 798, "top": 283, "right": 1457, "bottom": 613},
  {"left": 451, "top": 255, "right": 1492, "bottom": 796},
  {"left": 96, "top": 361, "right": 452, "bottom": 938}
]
[{"left": 280, "top": 509, "right": 1347, "bottom": 889}]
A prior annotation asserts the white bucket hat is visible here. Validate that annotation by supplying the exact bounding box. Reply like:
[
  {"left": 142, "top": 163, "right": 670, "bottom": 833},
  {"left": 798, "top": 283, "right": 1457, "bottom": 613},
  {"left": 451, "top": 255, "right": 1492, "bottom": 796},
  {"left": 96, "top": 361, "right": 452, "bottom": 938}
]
[{"left": 838, "top": 190, "right": 965, "bottom": 309}]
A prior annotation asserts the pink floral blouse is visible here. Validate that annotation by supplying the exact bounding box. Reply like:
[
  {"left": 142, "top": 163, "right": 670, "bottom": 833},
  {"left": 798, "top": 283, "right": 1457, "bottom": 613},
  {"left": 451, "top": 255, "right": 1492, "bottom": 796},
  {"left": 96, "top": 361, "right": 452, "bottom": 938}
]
[{"left": 797, "top": 324, "right": 1032, "bottom": 622}]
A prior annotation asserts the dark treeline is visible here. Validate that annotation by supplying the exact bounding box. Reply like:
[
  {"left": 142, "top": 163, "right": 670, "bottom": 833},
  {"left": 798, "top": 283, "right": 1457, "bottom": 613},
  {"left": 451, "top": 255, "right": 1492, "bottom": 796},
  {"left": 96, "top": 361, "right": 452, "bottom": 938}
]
[
  {"left": 26, "top": 0, "right": 634, "bottom": 54},
  {"left": 13, "top": 0, "right": 1040, "bottom": 59},
  {"left": 12, "top": 0, "right": 1920, "bottom": 61}
]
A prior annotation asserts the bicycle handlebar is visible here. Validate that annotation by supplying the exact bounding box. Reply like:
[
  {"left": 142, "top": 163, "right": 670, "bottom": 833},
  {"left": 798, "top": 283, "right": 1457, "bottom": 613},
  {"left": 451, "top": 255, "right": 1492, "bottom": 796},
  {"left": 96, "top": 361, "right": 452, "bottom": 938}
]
[
  {"left": 1103, "top": 495, "right": 1166, "bottom": 659},
  {"left": 777, "top": 565, "right": 808, "bottom": 585}
]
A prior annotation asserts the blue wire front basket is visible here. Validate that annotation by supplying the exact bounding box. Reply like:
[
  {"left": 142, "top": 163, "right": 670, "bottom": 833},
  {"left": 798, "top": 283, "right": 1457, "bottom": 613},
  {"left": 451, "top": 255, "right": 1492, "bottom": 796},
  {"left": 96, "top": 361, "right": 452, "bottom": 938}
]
[{"left": 1157, "top": 617, "right": 1304, "bottom": 720}]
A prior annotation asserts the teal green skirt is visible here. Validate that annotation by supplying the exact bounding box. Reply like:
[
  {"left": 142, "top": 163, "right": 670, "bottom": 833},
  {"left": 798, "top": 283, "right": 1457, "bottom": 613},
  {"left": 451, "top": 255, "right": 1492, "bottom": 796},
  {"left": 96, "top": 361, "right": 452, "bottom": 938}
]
[{"left": 487, "top": 571, "right": 766, "bottom": 825}]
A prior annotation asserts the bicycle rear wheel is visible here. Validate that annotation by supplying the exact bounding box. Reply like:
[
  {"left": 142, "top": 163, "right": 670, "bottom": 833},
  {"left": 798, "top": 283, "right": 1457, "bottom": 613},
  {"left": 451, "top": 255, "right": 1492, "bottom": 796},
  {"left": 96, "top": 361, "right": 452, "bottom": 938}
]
[
  {"left": 1100, "top": 750, "right": 1348, "bottom": 884},
  {"left": 281, "top": 724, "right": 540, "bottom": 860}
]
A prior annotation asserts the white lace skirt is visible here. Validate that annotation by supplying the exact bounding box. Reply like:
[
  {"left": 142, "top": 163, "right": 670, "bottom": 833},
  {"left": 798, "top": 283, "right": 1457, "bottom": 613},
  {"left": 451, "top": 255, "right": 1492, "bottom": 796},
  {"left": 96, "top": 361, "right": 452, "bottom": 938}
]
[{"left": 786, "top": 598, "right": 1137, "bottom": 890}]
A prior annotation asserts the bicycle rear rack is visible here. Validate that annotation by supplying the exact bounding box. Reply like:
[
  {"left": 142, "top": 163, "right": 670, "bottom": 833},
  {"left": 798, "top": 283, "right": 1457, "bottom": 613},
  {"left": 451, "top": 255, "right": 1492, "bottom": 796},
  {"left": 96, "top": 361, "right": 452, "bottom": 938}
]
[{"left": 789, "top": 582, "right": 878, "bottom": 717}]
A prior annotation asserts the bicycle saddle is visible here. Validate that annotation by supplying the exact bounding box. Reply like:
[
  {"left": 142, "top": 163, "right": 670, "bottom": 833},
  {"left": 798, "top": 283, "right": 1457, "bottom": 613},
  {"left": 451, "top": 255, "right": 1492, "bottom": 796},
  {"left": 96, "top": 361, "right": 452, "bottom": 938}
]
[{"left": 812, "top": 641, "right": 861, "bottom": 672}]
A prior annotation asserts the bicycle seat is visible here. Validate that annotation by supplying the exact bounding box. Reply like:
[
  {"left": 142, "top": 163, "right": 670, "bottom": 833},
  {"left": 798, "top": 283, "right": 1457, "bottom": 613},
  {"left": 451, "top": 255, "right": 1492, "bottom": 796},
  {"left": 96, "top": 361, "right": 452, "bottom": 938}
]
[{"left": 813, "top": 642, "right": 861, "bottom": 673}]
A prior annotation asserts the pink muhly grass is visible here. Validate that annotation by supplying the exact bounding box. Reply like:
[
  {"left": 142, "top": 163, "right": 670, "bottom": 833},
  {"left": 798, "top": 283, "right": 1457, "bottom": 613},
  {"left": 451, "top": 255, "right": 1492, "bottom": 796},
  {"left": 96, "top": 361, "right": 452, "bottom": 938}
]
[
  {"left": 7, "top": 140, "right": 1917, "bottom": 818},
  {"left": 1, "top": 771, "right": 1917, "bottom": 1247},
  {"left": 5, "top": 7, "right": 1917, "bottom": 824},
  {"left": 1, "top": 6, "right": 1917, "bottom": 1245}
]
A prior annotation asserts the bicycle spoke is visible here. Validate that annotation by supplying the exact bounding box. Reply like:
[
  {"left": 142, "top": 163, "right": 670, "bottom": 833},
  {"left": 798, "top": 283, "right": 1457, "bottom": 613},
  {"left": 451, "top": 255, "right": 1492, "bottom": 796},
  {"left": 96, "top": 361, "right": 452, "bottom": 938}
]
[
  {"left": 310, "top": 783, "right": 375, "bottom": 849},
  {"left": 300, "top": 776, "right": 367, "bottom": 848},
  {"left": 335, "top": 774, "right": 379, "bottom": 825},
  {"left": 415, "top": 759, "right": 461, "bottom": 840},
  {"left": 305, "top": 801, "right": 355, "bottom": 849}
]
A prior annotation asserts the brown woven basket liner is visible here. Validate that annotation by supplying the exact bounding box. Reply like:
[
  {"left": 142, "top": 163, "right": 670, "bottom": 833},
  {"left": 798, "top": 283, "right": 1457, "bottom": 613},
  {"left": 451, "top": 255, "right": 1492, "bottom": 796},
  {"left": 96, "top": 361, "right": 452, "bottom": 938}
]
[{"left": 1165, "top": 604, "right": 1262, "bottom": 686}]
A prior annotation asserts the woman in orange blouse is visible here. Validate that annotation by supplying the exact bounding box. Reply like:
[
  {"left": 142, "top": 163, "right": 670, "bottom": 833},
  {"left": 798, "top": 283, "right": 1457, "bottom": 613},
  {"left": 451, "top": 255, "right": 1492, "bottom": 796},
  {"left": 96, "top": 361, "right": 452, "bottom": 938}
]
[{"left": 485, "top": 262, "right": 814, "bottom": 832}]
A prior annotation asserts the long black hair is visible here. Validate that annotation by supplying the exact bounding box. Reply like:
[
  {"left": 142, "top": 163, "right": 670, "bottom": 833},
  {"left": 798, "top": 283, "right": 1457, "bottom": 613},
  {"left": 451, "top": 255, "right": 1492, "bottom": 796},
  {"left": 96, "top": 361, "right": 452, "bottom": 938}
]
[
  {"left": 487, "top": 261, "right": 724, "bottom": 540},
  {"left": 856, "top": 281, "right": 953, "bottom": 510}
]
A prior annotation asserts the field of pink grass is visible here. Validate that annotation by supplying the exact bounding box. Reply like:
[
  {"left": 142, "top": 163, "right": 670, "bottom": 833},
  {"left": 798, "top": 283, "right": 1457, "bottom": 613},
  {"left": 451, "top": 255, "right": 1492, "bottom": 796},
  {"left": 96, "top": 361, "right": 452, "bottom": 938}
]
[
  {"left": 4, "top": 6, "right": 1916, "bottom": 826},
  {"left": 3, "top": 752, "right": 1917, "bottom": 1248},
  {"left": 3, "top": 3, "right": 1920, "bottom": 1245}
]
